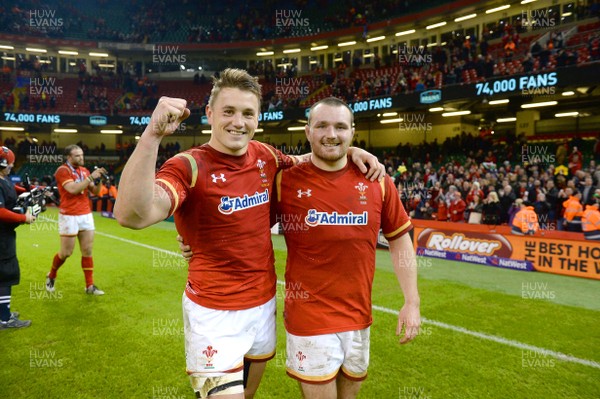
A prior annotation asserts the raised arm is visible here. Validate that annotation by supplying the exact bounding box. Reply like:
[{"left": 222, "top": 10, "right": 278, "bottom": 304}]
[
  {"left": 114, "top": 97, "right": 190, "bottom": 229},
  {"left": 389, "top": 233, "right": 421, "bottom": 344}
]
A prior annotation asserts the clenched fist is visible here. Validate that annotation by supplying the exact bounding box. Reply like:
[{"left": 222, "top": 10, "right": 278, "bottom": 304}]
[{"left": 147, "top": 97, "right": 191, "bottom": 138}]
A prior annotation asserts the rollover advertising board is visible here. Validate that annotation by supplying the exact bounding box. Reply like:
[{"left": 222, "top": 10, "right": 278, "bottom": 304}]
[
  {"left": 411, "top": 221, "right": 600, "bottom": 280},
  {"left": 415, "top": 228, "right": 533, "bottom": 272}
]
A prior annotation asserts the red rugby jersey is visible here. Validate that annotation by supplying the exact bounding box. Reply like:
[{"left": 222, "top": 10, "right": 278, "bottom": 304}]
[
  {"left": 55, "top": 163, "right": 92, "bottom": 215},
  {"left": 156, "top": 141, "right": 295, "bottom": 310},
  {"left": 276, "top": 161, "right": 412, "bottom": 336}
]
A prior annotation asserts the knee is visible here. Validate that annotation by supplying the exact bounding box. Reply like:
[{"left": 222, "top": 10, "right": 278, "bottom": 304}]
[
  {"left": 60, "top": 249, "right": 73, "bottom": 258},
  {"left": 190, "top": 371, "right": 244, "bottom": 398}
]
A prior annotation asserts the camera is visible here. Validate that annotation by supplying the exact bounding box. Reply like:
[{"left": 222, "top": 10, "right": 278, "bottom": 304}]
[
  {"left": 11, "top": 174, "right": 60, "bottom": 217},
  {"left": 94, "top": 166, "right": 110, "bottom": 181},
  {"left": 12, "top": 186, "right": 59, "bottom": 216}
]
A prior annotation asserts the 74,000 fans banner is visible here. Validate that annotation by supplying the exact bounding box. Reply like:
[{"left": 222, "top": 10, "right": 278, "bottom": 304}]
[{"left": 409, "top": 220, "right": 600, "bottom": 281}]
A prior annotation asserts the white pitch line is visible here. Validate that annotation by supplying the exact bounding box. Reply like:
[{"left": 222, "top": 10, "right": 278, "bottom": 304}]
[
  {"left": 95, "top": 231, "right": 181, "bottom": 256},
  {"left": 372, "top": 305, "right": 600, "bottom": 370},
  {"left": 94, "top": 227, "right": 600, "bottom": 370},
  {"left": 36, "top": 217, "right": 180, "bottom": 257}
]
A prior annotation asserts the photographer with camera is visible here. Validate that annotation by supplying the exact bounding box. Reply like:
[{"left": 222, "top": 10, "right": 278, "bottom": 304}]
[
  {"left": 13, "top": 174, "right": 60, "bottom": 216},
  {"left": 45, "top": 145, "right": 107, "bottom": 296},
  {"left": 0, "top": 146, "right": 36, "bottom": 330}
]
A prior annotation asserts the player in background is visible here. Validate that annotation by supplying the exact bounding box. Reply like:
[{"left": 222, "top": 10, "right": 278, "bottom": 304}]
[
  {"left": 275, "top": 97, "right": 420, "bottom": 398},
  {"left": 114, "top": 69, "right": 384, "bottom": 399},
  {"left": 45, "top": 145, "right": 108, "bottom": 295},
  {"left": 0, "top": 147, "right": 36, "bottom": 329}
]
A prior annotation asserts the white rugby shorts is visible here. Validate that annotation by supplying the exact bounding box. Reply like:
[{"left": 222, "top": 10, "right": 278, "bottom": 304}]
[
  {"left": 183, "top": 294, "right": 276, "bottom": 376},
  {"left": 286, "top": 327, "right": 370, "bottom": 384},
  {"left": 58, "top": 213, "right": 95, "bottom": 236}
]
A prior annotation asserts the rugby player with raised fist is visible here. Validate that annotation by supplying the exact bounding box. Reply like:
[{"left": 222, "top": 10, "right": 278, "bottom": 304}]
[{"left": 116, "top": 69, "right": 387, "bottom": 399}]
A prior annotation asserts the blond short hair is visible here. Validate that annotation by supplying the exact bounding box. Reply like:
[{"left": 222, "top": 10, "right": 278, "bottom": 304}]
[{"left": 208, "top": 68, "right": 261, "bottom": 109}]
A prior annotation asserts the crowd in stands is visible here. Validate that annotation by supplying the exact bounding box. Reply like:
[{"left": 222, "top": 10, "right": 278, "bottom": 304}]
[
  {"left": 2, "top": 130, "right": 600, "bottom": 239},
  {"left": 1, "top": 1, "right": 70, "bottom": 39},
  {"left": 198, "top": 16, "right": 599, "bottom": 110},
  {"left": 1, "top": 1, "right": 600, "bottom": 114},
  {"left": 237, "top": 13, "right": 600, "bottom": 109},
  {"left": 316, "top": 16, "right": 600, "bottom": 105},
  {"left": 0, "top": 56, "right": 163, "bottom": 115},
  {"left": 384, "top": 133, "right": 600, "bottom": 238},
  {"left": 117, "top": 71, "right": 160, "bottom": 112},
  {"left": 3, "top": 0, "right": 600, "bottom": 44},
  {"left": 184, "top": 0, "right": 427, "bottom": 43},
  {"left": 147, "top": 15, "right": 600, "bottom": 112},
  {"left": 1, "top": 58, "right": 53, "bottom": 112},
  {"left": 0, "top": 0, "right": 147, "bottom": 42},
  {"left": 76, "top": 65, "right": 112, "bottom": 113}
]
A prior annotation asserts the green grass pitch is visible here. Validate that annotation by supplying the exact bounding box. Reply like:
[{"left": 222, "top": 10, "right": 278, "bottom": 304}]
[{"left": 1, "top": 207, "right": 599, "bottom": 398}]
